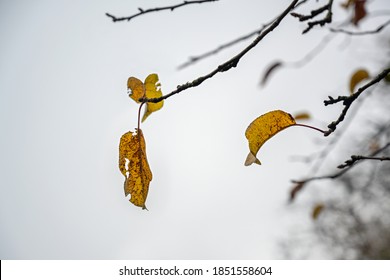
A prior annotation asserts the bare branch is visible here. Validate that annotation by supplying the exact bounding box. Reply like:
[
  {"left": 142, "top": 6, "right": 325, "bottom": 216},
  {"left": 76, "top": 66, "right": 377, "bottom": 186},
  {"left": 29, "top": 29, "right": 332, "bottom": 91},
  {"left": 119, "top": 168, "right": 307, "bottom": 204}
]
[
  {"left": 106, "top": 0, "right": 218, "bottom": 22},
  {"left": 261, "top": 32, "right": 336, "bottom": 86},
  {"left": 178, "top": 0, "right": 310, "bottom": 69},
  {"left": 338, "top": 155, "right": 390, "bottom": 168},
  {"left": 289, "top": 33, "right": 335, "bottom": 68},
  {"left": 330, "top": 19, "right": 390, "bottom": 35},
  {"left": 292, "top": 142, "right": 390, "bottom": 184},
  {"left": 324, "top": 68, "right": 390, "bottom": 136},
  {"left": 338, "top": 143, "right": 390, "bottom": 168},
  {"left": 139, "top": 0, "right": 300, "bottom": 103},
  {"left": 291, "top": 0, "right": 334, "bottom": 34},
  {"left": 177, "top": 25, "right": 271, "bottom": 70}
]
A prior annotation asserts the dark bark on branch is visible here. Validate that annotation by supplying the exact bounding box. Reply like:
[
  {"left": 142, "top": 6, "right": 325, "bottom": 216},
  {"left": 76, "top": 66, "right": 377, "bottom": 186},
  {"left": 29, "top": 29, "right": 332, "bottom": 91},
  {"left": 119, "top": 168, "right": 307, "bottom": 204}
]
[
  {"left": 330, "top": 19, "right": 390, "bottom": 35},
  {"left": 324, "top": 68, "right": 390, "bottom": 136},
  {"left": 177, "top": 25, "right": 272, "bottom": 70},
  {"left": 178, "top": 0, "right": 310, "bottom": 69},
  {"left": 338, "top": 155, "right": 390, "bottom": 168},
  {"left": 139, "top": 0, "right": 300, "bottom": 103},
  {"left": 292, "top": 142, "right": 390, "bottom": 184},
  {"left": 291, "top": 0, "right": 334, "bottom": 34},
  {"left": 106, "top": 0, "right": 218, "bottom": 22}
]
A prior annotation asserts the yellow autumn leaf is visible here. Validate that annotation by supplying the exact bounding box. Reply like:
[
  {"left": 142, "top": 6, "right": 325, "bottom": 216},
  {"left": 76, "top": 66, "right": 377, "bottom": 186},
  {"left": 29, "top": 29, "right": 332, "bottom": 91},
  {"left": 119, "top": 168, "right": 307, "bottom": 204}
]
[
  {"left": 119, "top": 131, "right": 134, "bottom": 177},
  {"left": 312, "top": 203, "right": 324, "bottom": 220},
  {"left": 119, "top": 129, "right": 152, "bottom": 209},
  {"left": 293, "top": 112, "right": 311, "bottom": 121},
  {"left": 350, "top": 69, "right": 369, "bottom": 94},
  {"left": 142, "top": 73, "right": 164, "bottom": 122},
  {"left": 127, "top": 77, "right": 145, "bottom": 103},
  {"left": 245, "top": 110, "right": 296, "bottom": 166}
]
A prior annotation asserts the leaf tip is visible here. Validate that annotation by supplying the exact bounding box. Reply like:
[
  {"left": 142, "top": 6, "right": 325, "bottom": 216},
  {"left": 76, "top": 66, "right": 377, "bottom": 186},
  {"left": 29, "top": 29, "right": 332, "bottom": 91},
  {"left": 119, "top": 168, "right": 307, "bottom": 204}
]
[{"left": 244, "top": 152, "right": 261, "bottom": 166}]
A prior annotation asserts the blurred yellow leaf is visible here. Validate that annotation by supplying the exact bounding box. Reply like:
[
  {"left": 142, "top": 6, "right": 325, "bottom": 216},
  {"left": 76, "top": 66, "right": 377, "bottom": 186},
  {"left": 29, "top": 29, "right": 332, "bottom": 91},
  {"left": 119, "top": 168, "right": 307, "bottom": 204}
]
[
  {"left": 293, "top": 112, "right": 311, "bottom": 121},
  {"left": 245, "top": 110, "right": 296, "bottom": 166},
  {"left": 119, "top": 129, "right": 153, "bottom": 209},
  {"left": 142, "top": 73, "right": 164, "bottom": 122},
  {"left": 350, "top": 69, "right": 369, "bottom": 94},
  {"left": 312, "top": 203, "right": 324, "bottom": 220},
  {"left": 127, "top": 77, "right": 145, "bottom": 103}
]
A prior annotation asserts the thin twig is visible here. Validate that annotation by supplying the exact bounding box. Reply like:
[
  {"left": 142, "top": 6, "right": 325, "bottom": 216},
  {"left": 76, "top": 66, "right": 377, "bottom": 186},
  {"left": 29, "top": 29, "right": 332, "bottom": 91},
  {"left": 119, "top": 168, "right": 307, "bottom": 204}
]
[
  {"left": 291, "top": 0, "right": 334, "bottom": 34},
  {"left": 140, "top": 0, "right": 300, "bottom": 103},
  {"left": 324, "top": 68, "right": 390, "bottom": 136},
  {"left": 177, "top": 25, "right": 271, "bottom": 70},
  {"left": 106, "top": 0, "right": 218, "bottom": 22},
  {"left": 294, "top": 123, "right": 326, "bottom": 134},
  {"left": 338, "top": 155, "right": 390, "bottom": 168},
  {"left": 338, "top": 143, "right": 390, "bottom": 168},
  {"left": 289, "top": 79, "right": 384, "bottom": 200},
  {"left": 178, "top": 0, "right": 309, "bottom": 69},
  {"left": 292, "top": 142, "right": 390, "bottom": 184},
  {"left": 330, "top": 19, "right": 390, "bottom": 35},
  {"left": 288, "top": 32, "right": 336, "bottom": 68}
]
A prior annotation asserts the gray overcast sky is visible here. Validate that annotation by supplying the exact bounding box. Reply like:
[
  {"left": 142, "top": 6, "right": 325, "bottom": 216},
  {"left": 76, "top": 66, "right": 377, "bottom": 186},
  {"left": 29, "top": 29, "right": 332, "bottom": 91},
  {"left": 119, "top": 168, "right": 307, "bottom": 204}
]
[{"left": 0, "top": 0, "right": 387, "bottom": 259}]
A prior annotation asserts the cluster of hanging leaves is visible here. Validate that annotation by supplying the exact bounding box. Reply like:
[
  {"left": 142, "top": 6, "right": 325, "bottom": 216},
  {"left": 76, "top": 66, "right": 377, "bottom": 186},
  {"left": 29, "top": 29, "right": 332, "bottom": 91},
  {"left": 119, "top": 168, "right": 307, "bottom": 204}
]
[
  {"left": 119, "top": 73, "right": 164, "bottom": 209},
  {"left": 341, "top": 0, "right": 367, "bottom": 26},
  {"left": 118, "top": 77, "right": 325, "bottom": 210}
]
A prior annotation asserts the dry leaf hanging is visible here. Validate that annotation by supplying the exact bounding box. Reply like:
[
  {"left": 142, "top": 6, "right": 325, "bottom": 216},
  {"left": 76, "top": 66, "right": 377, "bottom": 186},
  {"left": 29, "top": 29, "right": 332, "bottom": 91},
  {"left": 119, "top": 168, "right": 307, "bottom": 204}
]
[{"left": 119, "top": 129, "right": 152, "bottom": 209}]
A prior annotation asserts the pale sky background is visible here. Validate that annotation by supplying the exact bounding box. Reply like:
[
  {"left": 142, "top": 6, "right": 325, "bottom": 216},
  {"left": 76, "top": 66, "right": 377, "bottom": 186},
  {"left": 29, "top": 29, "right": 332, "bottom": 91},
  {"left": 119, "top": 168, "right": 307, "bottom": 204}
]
[{"left": 0, "top": 0, "right": 388, "bottom": 259}]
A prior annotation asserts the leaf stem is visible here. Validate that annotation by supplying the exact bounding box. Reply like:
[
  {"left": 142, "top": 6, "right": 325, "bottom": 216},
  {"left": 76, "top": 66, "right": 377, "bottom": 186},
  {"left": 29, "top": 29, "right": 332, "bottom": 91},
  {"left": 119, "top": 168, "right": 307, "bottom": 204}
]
[
  {"left": 294, "top": 123, "right": 326, "bottom": 134},
  {"left": 138, "top": 102, "right": 146, "bottom": 131}
]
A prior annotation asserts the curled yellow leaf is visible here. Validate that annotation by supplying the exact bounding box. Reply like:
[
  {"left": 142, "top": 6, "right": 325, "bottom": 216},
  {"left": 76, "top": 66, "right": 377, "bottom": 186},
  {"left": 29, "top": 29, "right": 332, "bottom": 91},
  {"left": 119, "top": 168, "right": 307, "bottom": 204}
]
[
  {"left": 350, "top": 69, "right": 369, "bottom": 94},
  {"left": 245, "top": 110, "right": 296, "bottom": 166},
  {"left": 127, "top": 77, "right": 145, "bottom": 103},
  {"left": 142, "top": 73, "right": 164, "bottom": 122},
  {"left": 126, "top": 74, "right": 164, "bottom": 122},
  {"left": 119, "top": 129, "right": 152, "bottom": 209}
]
